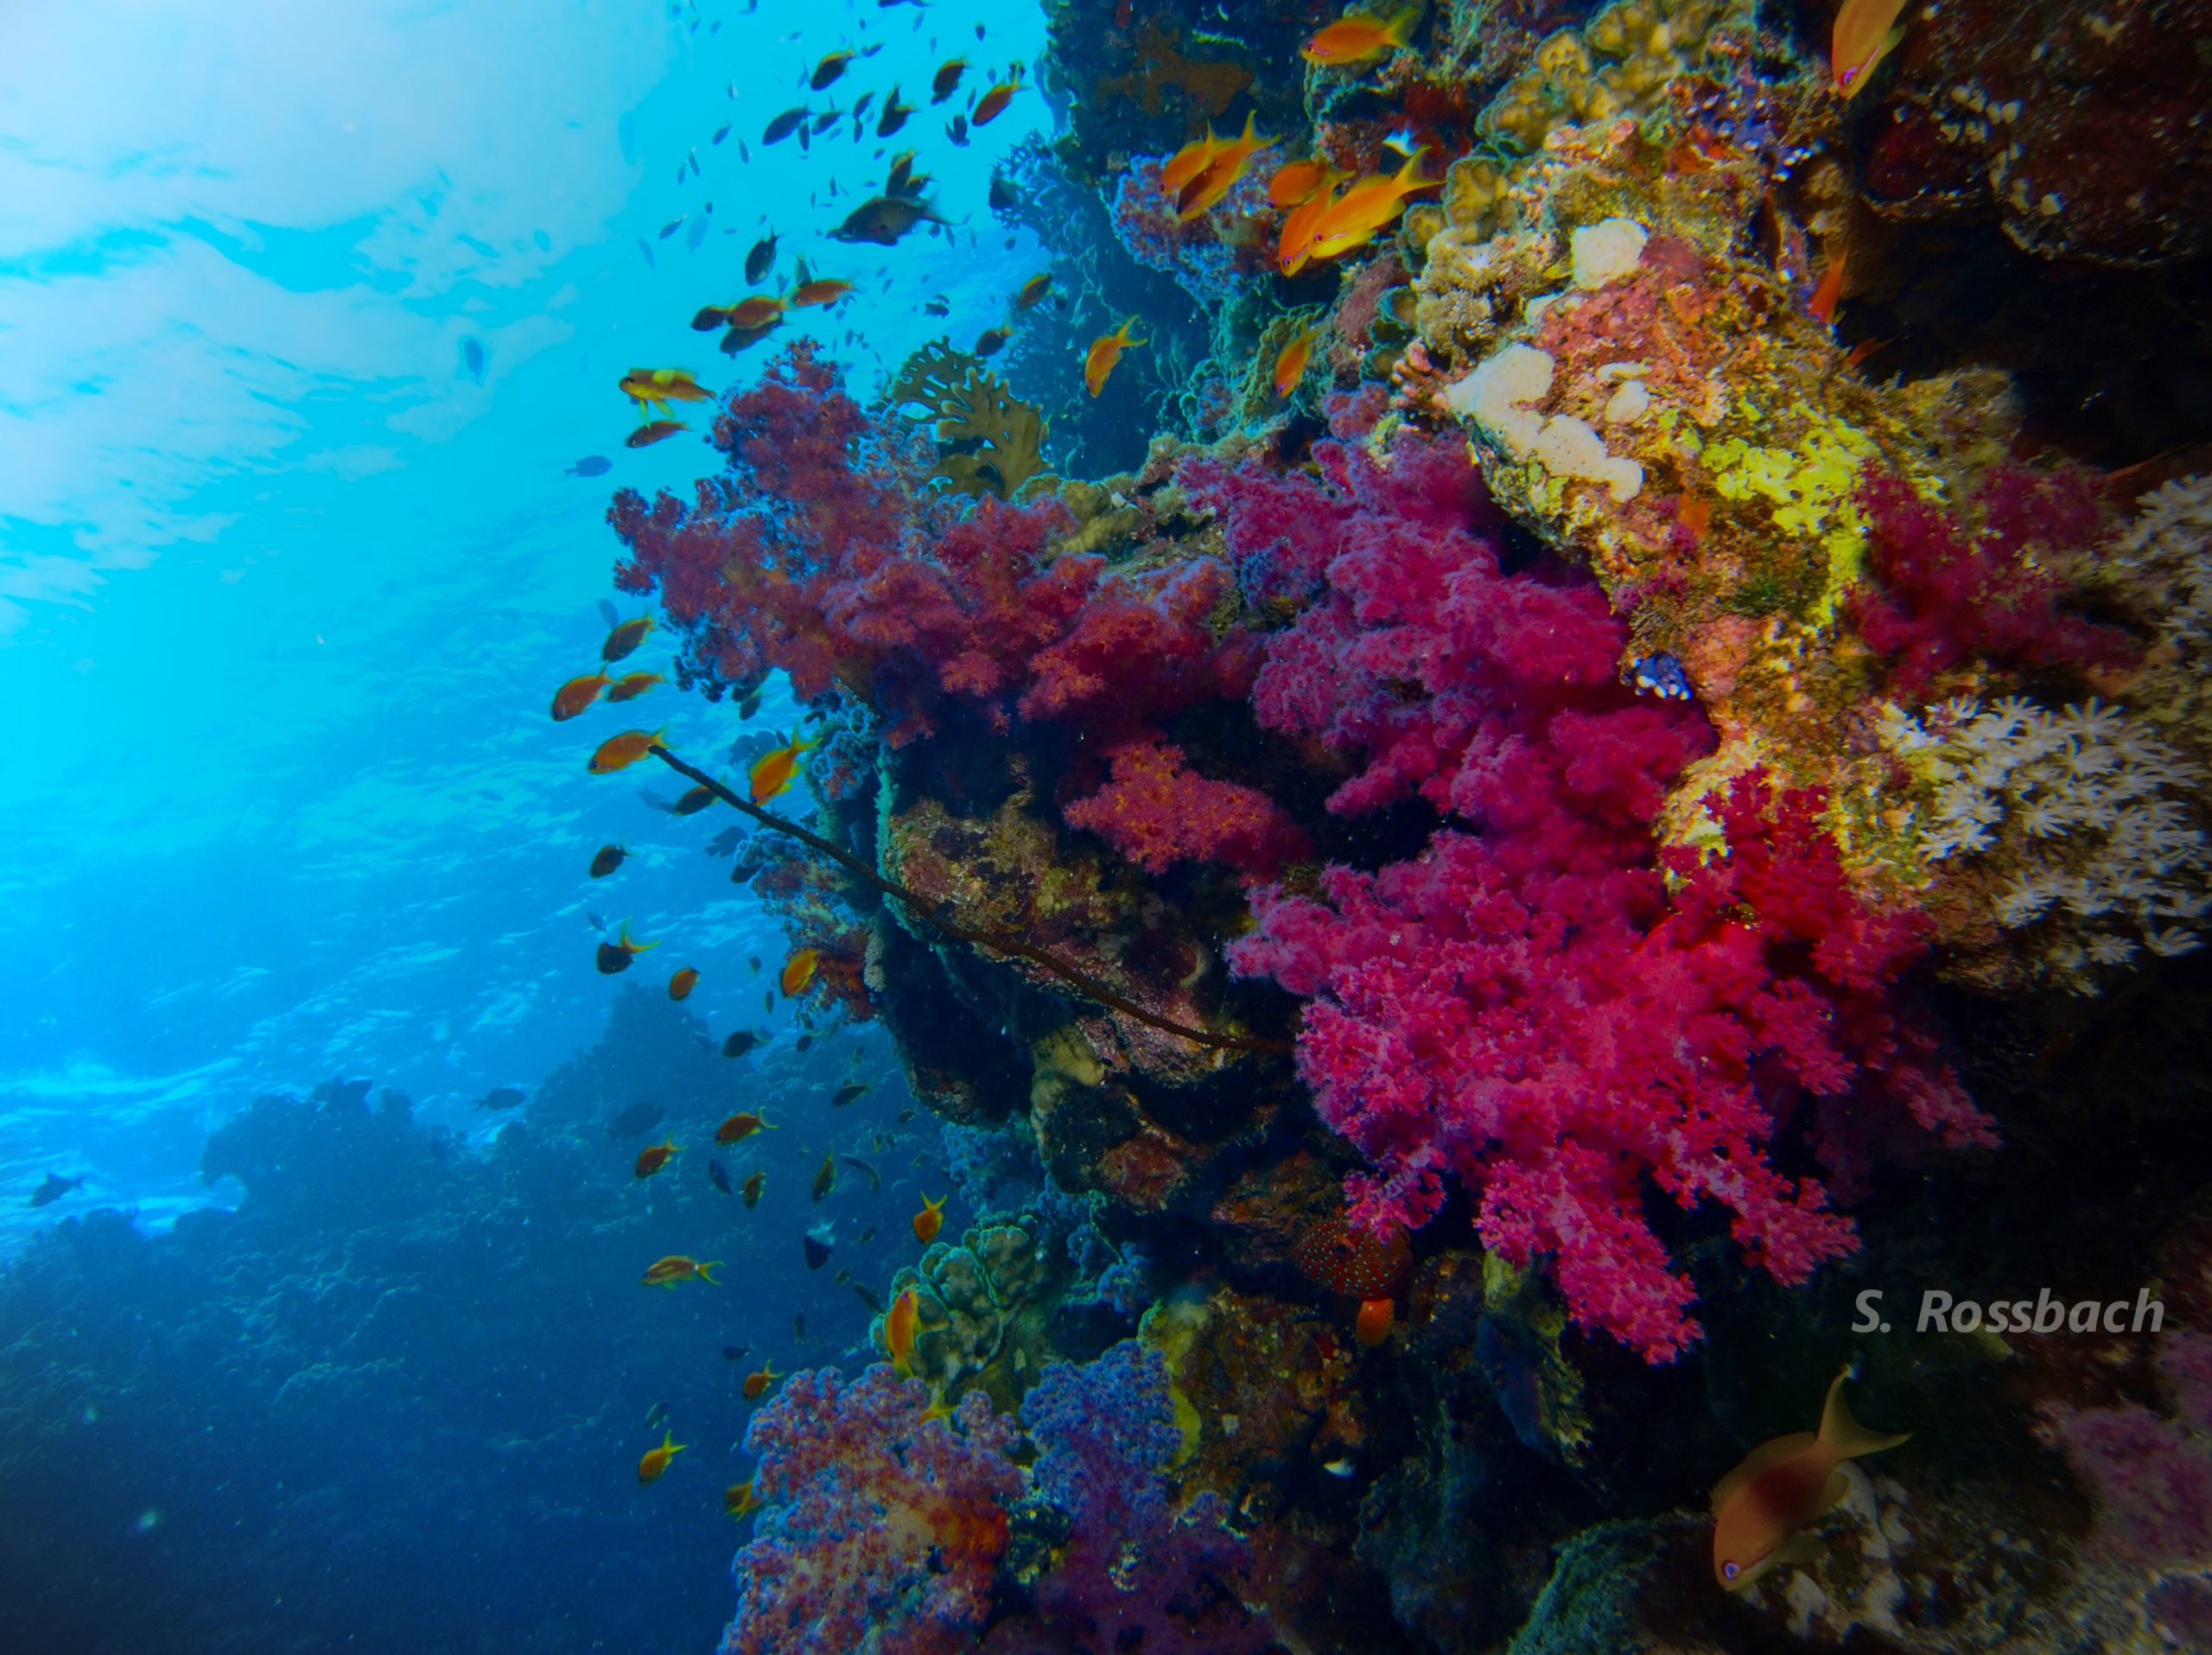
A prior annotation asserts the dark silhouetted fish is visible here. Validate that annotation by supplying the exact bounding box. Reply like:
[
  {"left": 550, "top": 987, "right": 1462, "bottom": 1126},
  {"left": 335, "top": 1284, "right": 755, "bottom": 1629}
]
[
  {"left": 803, "top": 1221, "right": 833, "bottom": 1270},
  {"left": 811, "top": 1155, "right": 836, "bottom": 1202},
  {"left": 830, "top": 1083, "right": 868, "bottom": 1108},
  {"left": 476, "top": 1086, "right": 527, "bottom": 1111},
  {"left": 644, "top": 1400, "right": 668, "bottom": 1433},
  {"left": 745, "top": 231, "right": 778, "bottom": 284},
  {"left": 721, "top": 1344, "right": 750, "bottom": 1362},
  {"left": 29, "top": 1173, "right": 85, "bottom": 1208},
  {"left": 829, "top": 194, "right": 947, "bottom": 245},
  {"left": 603, "top": 1100, "right": 665, "bottom": 1140},
  {"left": 876, "top": 86, "right": 913, "bottom": 136},
  {"left": 588, "top": 843, "right": 628, "bottom": 878},
  {"left": 709, "top": 1158, "right": 734, "bottom": 1195},
  {"left": 762, "top": 106, "right": 807, "bottom": 144},
  {"left": 461, "top": 337, "right": 487, "bottom": 382},
  {"left": 850, "top": 1282, "right": 884, "bottom": 1314},
  {"left": 686, "top": 213, "right": 711, "bottom": 252},
  {"left": 659, "top": 215, "right": 686, "bottom": 239},
  {"left": 839, "top": 1155, "right": 880, "bottom": 1194},
  {"left": 722, "top": 1029, "right": 760, "bottom": 1059},
  {"left": 637, "top": 236, "right": 656, "bottom": 268},
  {"left": 565, "top": 455, "right": 613, "bottom": 477}
]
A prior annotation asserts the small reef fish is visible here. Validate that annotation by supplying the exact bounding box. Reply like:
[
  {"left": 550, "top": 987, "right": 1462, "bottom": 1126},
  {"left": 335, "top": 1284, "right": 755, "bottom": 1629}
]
[
  {"left": 1831, "top": 0, "right": 1910, "bottom": 98},
  {"left": 601, "top": 614, "right": 655, "bottom": 660},
  {"left": 762, "top": 107, "right": 807, "bottom": 144},
  {"left": 588, "top": 729, "right": 666, "bottom": 774},
  {"left": 790, "top": 278, "right": 855, "bottom": 308},
  {"left": 564, "top": 455, "right": 613, "bottom": 477},
  {"left": 1175, "top": 111, "right": 1273, "bottom": 221},
  {"left": 723, "top": 1480, "right": 756, "bottom": 1518},
  {"left": 946, "top": 114, "right": 969, "bottom": 146},
  {"left": 1159, "top": 129, "right": 1226, "bottom": 196},
  {"left": 741, "top": 1363, "right": 780, "bottom": 1401},
  {"left": 475, "top": 1086, "right": 526, "bottom": 1111},
  {"left": 1304, "top": 148, "right": 1437, "bottom": 263},
  {"left": 668, "top": 966, "right": 699, "bottom": 1001},
  {"left": 618, "top": 368, "right": 712, "bottom": 416},
  {"left": 857, "top": 1226, "right": 876, "bottom": 1245},
  {"left": 596, "top": 926, "right": 657, "bottom": 975},
  {"left": 830, "top": 194, "right": 947, "bottom": 245},
  {"left": 745, "top": 232, "right": 779, "bottom": 284},
  {"left": 877, "top": 86, "right": 915, "bottom": 137},
  {"left": 721, "top": 1029, "right": 761, "bottom": 1059},
  {"left": 748, "top": 735, "right": 821, "bottom": 804},
  {"left": 1354, "top": 1295, "right": 1395, "bottom": 1345},
  {"left": 780, "top": 948, "right": 822, "bottom": 996},
  {"left": 896, "top": 1108, "right": 917, "bottom": 1123},
  {"left": 931, "top": 59, "right": 966, "bottom": 101},
  {"left": 1273, "top": 324, "right": 1324, "bottom": 398},
  {"left": 644, "top": 1401, "right": 668, "bottom": 1433},
  {"left": 1084, "top": 317, "right": 1146, "bottom": 397},
  {"left": 810, "top": 48, "right": 855, "bottom": 89},
  {"left": 709, "top": 1158, "right": 734, "bottom": 1195},
  {"left": 29, "top": 1173, "right": 86, "bottom": 1208},
  {"left": 625, "top": 420, "right": 689, "bottom": 448},
  {"left": 885, "top": 150, "right": 918, "bottom": 193},
  {"left": 829, "top": 1082, "right": 868, "bottom": 1108},
  {"left": 975, "top": 327, "right": 1010, "bottom": 356},
  {"left": 715, "top": 1111, "right": 772, "bottom": 1143},
  {"left": 721, "top": 1345, "right": 749, "bottom": 1363},
  {"left": 886, "top": 1287, "right": 919, "bottom": 1375},
  {"left": 1301, "top": 8, "right": 1417, "bottom": 66},
  {"left": 810, "top": 1154, "right": 836, "bottom": 1202},
  {"left": 461, "top": 336, "right": 487, "bottom": 382},
  {"left": 1807, "top": 248, "right": 1847, "bottom": 326},
  {"left": 742, "top": 1171, "right": 766, "bottom": 1208},
  {"left": 603, "top": 1100, "right": 664, "bottom": 1140},
  {"left": 633, "top": 1136, "right": 682, "bottom": 1179},
  {"left": 1013, "top": 272, "right": 1052, "bottom": 309},
  {"left": 793, "top": 1312, "right": 806, "bottom": 1338},
  {"left": 1267, "top": 157, "right": 1338, "bottom": 209},
  {"left": 641, "top": 1255, "right": 721, "bottom": 1287},
  {"left": 694, "top": 296, "right": 785, "bottom": 332},
  {"left": 972, "top": 76, "right": 1019, "bottom": 125},
  {"left": 671, "top": 783, "right": 717, "bottom": 815},
  {"left": 794, "top": 1034, "right": 814, "bottom": 1053},
  {"left": 839, "top": 1155, "right": 880, "bottom": 1194},
  {"left": 850, "top": 1281, "right": 885, "bottom": 1314},
  {"left": 637, "top": 1429, "right": 686, "bottom": 1483},
  {"left": 911, "top": 1193, "right": 946, "bottom": 1244},
  {"left": 551, "top": 672, "right": 612, "bottom": 721},
  {"left": 736, "top": 688, "right": 765, "bottom": 719},
  {"left": 1712, "top": 1367, "right": 1910, "bottom": 1590},
  {"left": 1277, "top": 176, "right": 1345, "bottom": 275},
  {"left": 604, "top": 671, "right": 664, "bottom": 703}
]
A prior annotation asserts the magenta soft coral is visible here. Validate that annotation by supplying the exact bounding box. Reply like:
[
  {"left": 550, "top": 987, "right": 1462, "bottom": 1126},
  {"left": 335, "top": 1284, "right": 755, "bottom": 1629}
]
[
  {"left": 1853, "top": 465, "right": 2136, "bottom": 693},
  {"left": 723, "top": 1365, "right": 1020, "bottom": 1655},
  {"left": 1200, "top": 430, "right": 1986, "bottom": 1359},
  {"left": 612, "top": 341, "right": 1255, "bottom": 754}
]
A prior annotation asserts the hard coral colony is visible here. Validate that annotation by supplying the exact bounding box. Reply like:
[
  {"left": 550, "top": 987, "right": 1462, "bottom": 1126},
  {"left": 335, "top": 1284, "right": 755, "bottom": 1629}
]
[{"left": 563, "top": 0, "right": 2212, "bottom": 1650}]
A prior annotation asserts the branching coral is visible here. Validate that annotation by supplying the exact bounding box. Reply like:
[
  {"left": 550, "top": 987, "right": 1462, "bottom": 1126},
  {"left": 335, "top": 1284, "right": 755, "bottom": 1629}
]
[
  {"left": 1878, "top": 696, "right": 2212, "bottom": 988},
  {"left": 891, "top": 341, "right": 1052, "bottom": 502},
  {"left": 724, "top": 1365, "right": 1020, "bottom": 1655}
]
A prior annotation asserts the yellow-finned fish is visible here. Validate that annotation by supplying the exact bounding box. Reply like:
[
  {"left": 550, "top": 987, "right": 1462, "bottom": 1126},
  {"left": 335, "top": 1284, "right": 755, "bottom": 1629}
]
[
  {"left": 747, "top": 734, "right": 820, "bottom": 804},
  {"left": 885, "top": 1287, "right": 919, "bottom": 1375},
  {"left": 1158, "top": 127, "right": 1227, "bottom": 196},
  {"left": 1173, "top": 111, "right": 1274, "bottom": 221},
  {"left": 618, "top": 367, "right": 713, "bottom": 416},
  {"left": 911, "top": 1193, "right": 946, "bottom": 1244},
  {"left": 637, "top": 1429, "right": 686, "bottom": 1483},
  {"left": 1300, "top": 8, "right": 1418, "bottom": 67},
  {"left": 641, "top": 1255, "right": 721, "bottom": 1287},
  {"left": 779, "top": 948, "right": 822, "bottom": 997},
  {"left": 1272, "top": 324, "right": 1325, "bottom": 398},
  {"left": 1084, "top": 317, "right": 1146, "bottom": 397},
  {"left": 1712, "top": 1367, "right": 1910, "bottom": 1591},
  {"left": 588, "top": 729, "right": 667, "bottom": 775},
  {"left": 1830, "top": 0, "right": 1910, "bottom": 98},
  {"left": 1303, "top": 147, "right": 1438, "bottom": 264}
]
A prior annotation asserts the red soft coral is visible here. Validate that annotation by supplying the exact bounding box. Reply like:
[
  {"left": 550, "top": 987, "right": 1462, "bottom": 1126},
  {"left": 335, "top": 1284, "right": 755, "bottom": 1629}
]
[{"left": 1063, "top": 738, "right": 1308, "bottom": 875}]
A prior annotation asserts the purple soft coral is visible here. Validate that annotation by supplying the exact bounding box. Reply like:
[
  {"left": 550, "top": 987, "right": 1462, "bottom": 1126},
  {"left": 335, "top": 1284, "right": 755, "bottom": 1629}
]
[{"left": 723, "top": 1365, "right": 1020, "bottom": 1655}]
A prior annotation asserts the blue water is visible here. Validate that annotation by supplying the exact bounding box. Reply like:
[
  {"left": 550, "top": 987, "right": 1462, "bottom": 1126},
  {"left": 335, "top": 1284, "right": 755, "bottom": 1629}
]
[{"left": 0, "top": 2, "right": 1045, "bottom": 1647}]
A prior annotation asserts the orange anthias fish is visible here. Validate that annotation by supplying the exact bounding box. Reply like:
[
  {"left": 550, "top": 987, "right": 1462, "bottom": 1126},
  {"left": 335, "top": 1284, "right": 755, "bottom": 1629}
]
[
  {"left": 741, "top": 1362, "right": 781, "bottom": 1401},
  {"left": 602, "top": 614, "right": 655, "bottom": 661},
  {"left": 779, "top": 948, "right": 822, "bottom": 997},
  {"left": 1174, "top": 111, "right": 1273, "bottom": 221},
  {"left": 1272, "top": 323, "right": 1325, "bottom": 398},
  {"left": 715, "top": 1111, "right": 773, "bottom": 1143},
  {"left": 634, "top": 1136, "right": 682, "bottom": 1179},
  {"left": 741, "top": 1170, "right": 765, "bottom": 1207},
  {"left": 1807, "top": 248, "right": 1847, "bottom": 326},
  {"left": 604, "top": 670, "right": 663, "bottom": 703},
  {"left": 972, "top": 77, "right": 1020, "bottom": 125},
  {"left": 588, "top": 728, "right": 667, "bottom": 774},
  {"left": 724, "top": 1480, "right": 757, "bottom": 1518},
  {"left": 911, "top": 1193, "right": 946, "bottom": 1244},
  {"left": 1267, "top": 157, "right": 1338, "bottom": 210},
  {"left": 1301, "top": 8, "right": 1418, "bottom": 67},
  {"left": 1354, "top": 1295, "right": 1395, "bottom": 1345},
  {"left": 672, "top": 783, "right": 717, "bottom": 815},
  {"left": 886, "top": 1287, "right": 920, "bottom": 1375},
  {"left": 1712, "top": 1367, "right": 1910, "bottom": 1591},
  {"left": 551, "top": 672, "right": 612, "bottom": 721},
  {"left": 619, "top": 367, "right": 713, "bottom": 416},
  {"left": 1305, "top": 147, "right": 1438, "bottom": 264},
  {"left": 1013, "top": 272, "right": 1053, "bottom": 309},
  {"left": 790, "top": 279, "right": 855, "bottom": 308},
  {"left": 1084, "top": 317, "right": 1146, "bottom": 397},
  {"left": 747, "top": 734, "right": 821, "bottom": 804},
  {"left": 637, "top": 1429, "right": 686, "bottom": 1483},
  {"left": 1278, "top": 174, "right": 1349, "bottom": 275},
  {"left": 668, "top": 966, "right": 700, "bottom": 1001},
  {"left": 626, "top": 420, "right": 689, "bottom": 449},
  {"left": 1158, "top": 128, "right": 1227, "bottom": 197},
  {"left": 696, "top": 296, "right": 785, "bottom": 333},
  {"left": 641, "top": 1254, "right": 721, "bottom": 1287},
  {"left": 1831, "top": 0, "right": 1910, "bottom": 98}
]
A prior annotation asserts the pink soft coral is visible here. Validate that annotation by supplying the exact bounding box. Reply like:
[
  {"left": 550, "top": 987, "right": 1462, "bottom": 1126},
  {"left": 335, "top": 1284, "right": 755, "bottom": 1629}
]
[
  {"left": 1063, "top": 737, "right": 1308, "bottom": 875},
  {"left": 1199, "top": 430, "right": 1986, "bottom": 1359}
]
